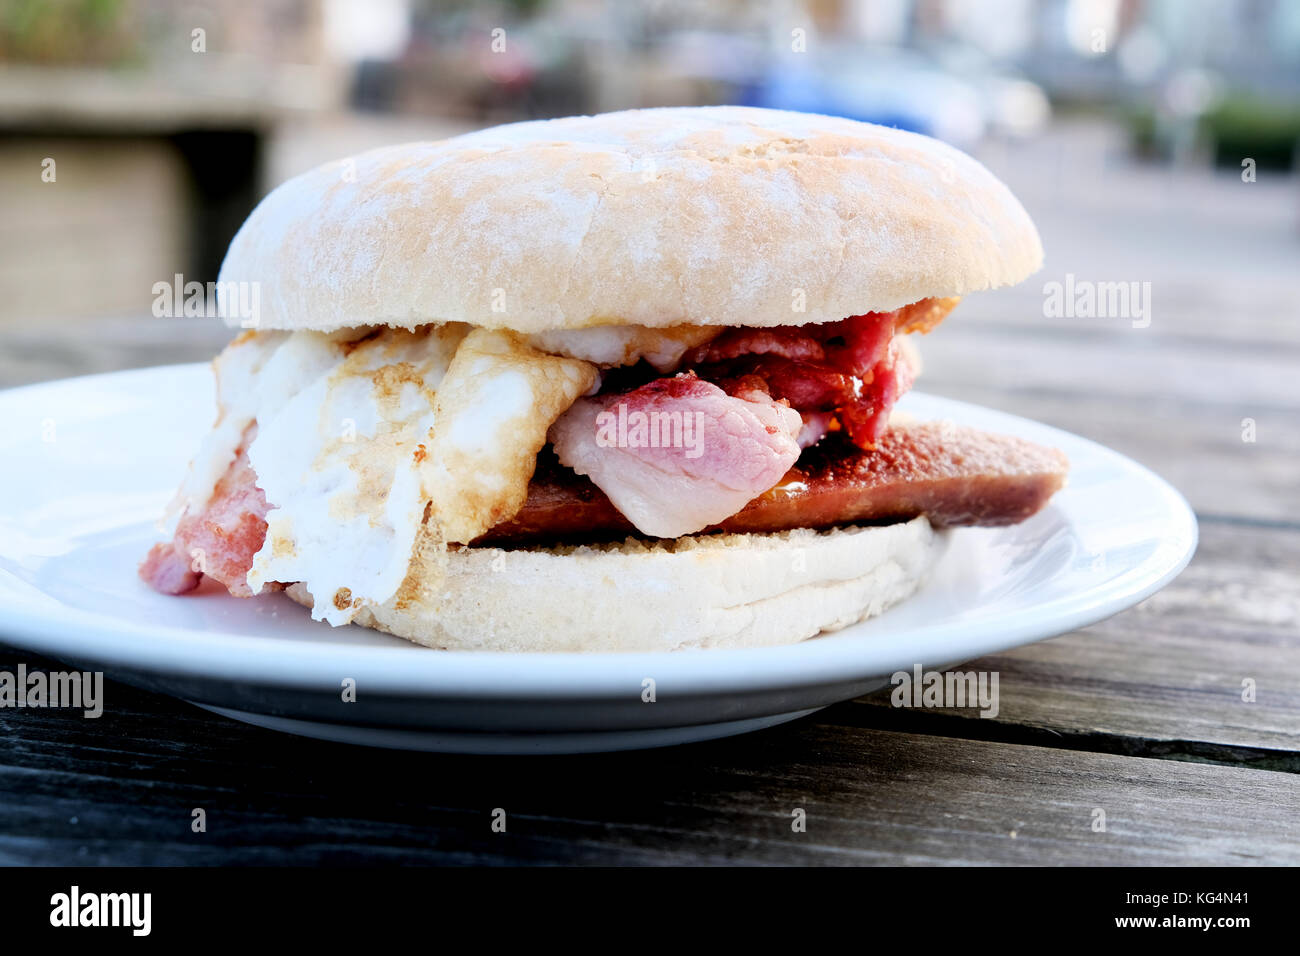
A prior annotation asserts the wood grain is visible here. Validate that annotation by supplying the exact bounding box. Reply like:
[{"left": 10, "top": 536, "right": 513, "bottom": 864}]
[
  {"left": 0, "top": 669, "right": 1295, "bottom": 865},
  {"left": 844, "top": 519, "right": 1300, "bottom": 767},
  {"left": 914, "top": 321, "right": 1300, "bottom": 525}
]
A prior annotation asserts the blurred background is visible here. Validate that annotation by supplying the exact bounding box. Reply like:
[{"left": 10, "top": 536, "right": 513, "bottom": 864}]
[{"left": 2, "top": 0, "right": 1298, "bottom": 516}]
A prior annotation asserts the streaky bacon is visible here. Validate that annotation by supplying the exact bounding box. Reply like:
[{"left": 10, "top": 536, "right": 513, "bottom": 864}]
[
  {"left": 139, "top": 540, "right": 201, "bottom": 595},
  {"left": 684, "top": 309, "right": 917, "bottom": 450},
  {"left": 548, "top": 374, "right": 803, "bottom": 538},
  {"left": 895, "top": 296, "right": 960, "bottom": 335},
  {"left": 687, "top": 327, "right": 827, "bottom": 365},
  {"left": 796, "top": 410, "right": 835, "bottom": 449},
  {"left": 139, "top": 424, "right": 277, "bottom": 597}
]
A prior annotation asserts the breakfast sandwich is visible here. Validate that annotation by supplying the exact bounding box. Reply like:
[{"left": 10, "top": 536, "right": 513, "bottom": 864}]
[{"left": 140, "top": 106, "right": 1067, "bottom": 652}]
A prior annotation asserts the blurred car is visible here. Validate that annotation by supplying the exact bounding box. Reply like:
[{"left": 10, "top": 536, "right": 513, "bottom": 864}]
[
  {"left": 748, "top": 46, "right": 987, "bottom": 147},
  {"left": 748, "top": 44, "right": 1049, "bottom": 148}
]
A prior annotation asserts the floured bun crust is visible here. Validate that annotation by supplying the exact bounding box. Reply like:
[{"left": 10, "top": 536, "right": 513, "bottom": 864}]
[
  {"left": 220, "top": 106, "right": 1042, "bottom": 334},
  {"left": 284, "top": 517, "right": 937, "bottom": 652}
]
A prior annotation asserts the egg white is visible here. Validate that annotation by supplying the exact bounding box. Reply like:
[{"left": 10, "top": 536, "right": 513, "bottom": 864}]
[{"left": 180, "top": 325, "right": 598, "bottom": 625}]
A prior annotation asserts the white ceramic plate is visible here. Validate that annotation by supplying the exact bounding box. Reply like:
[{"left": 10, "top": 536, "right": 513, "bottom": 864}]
[{"left": 1, "top": 364, "right": 1196, "bottom": 753}]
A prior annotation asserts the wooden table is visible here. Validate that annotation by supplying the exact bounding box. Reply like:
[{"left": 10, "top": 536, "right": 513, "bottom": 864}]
[{"left": 1, "top": 123, "right": 1297, "bottom": 865}]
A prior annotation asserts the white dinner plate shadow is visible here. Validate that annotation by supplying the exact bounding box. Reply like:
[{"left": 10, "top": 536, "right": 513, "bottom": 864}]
[{"left": 1, "top": 364, "right": 1197, "bottom": 753}]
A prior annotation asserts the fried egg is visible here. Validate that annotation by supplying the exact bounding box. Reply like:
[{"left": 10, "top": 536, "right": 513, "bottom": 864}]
[
  {"left": 178, "top": 324, "right": 596, "bottom": 626},
  {"left": 527, "top": 323, "right": 721, "bottom": 372},
  {"left": 421, "top": 329, "right": 597, "bottom": 545}
]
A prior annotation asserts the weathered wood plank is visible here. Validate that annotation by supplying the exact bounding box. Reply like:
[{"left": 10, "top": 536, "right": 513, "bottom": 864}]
[
  {"left": 912, "top": 322, "right": 1300, "bottom": 522},
  {"left": 845, "top": 519, "right": 1300, "bottom": 764},
  {"left": 0, "top": 679, "right": 1294, "bottom": 865}
]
